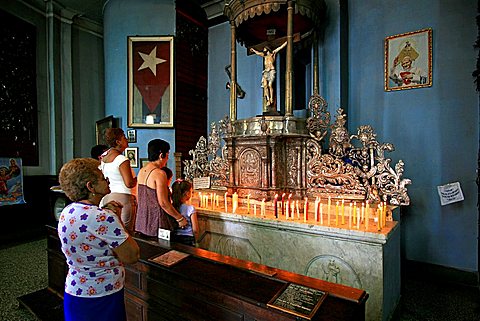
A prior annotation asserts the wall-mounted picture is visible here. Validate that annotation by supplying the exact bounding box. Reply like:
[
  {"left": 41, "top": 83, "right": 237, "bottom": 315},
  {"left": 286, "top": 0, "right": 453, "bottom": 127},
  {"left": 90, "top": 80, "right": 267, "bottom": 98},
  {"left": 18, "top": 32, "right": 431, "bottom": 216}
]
[
  {"left": 96, "top": 115, "right": 116, "bottom": 145},
  {"left": 128, "top": 36, "right": 174, "bottom": 128},
  {"left": 385, "top": 28, "right": 432, "bottom": 91},
  {"left": 125, "top": 147, "right": 139, "bottom": 168},
  {"left": 126, "top": 129, "right": 136, "bottom": 143},
  {"left": 140, "top": 158, "right": 149, "bottom": 168}
]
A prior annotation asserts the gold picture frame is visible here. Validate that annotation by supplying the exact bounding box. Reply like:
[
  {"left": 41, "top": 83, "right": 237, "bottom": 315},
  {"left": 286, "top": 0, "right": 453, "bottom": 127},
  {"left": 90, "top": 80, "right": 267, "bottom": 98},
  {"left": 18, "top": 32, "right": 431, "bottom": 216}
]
[
  {"left": 385, "top": 28, "right": 432, "bottom": 91},
  {"left": 128, "top": 36, "right": 174, "bottom": 128}
]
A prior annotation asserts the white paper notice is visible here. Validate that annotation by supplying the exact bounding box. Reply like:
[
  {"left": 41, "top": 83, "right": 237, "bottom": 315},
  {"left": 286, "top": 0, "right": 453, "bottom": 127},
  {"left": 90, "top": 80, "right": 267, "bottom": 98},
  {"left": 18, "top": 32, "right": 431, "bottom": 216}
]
[
  {"left": 437, "top": 182, "right": 464, "bottom": 206},
  {"left": 193, "top": 177, "right": 211, "bottom": 190},
  {"left": 158, "top": 228, "right": 171, "bottom": 241}
]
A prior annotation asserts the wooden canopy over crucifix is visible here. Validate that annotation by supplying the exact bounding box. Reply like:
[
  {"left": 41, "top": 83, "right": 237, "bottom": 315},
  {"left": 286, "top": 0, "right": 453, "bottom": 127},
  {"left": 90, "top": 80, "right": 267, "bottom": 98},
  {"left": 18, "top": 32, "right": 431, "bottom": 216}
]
[{"left": 224, "top": 0, "right": 326, "bottom": 119}]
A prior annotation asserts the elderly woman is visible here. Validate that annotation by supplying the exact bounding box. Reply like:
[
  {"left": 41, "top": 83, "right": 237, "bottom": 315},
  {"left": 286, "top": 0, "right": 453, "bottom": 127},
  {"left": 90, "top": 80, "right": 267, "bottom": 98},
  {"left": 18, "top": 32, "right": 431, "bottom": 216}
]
[
  {"left": 100, "top": 128, "right": 137, "bottom": 232},
  {"left": 58, "top": 158, "right": 139, "bottom": 321}
]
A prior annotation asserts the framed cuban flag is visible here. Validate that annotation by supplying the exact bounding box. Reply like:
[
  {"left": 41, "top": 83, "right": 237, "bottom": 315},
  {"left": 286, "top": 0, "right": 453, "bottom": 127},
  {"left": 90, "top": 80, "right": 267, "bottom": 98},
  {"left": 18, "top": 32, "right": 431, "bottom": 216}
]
[{"left": 128, "top": 36, "right": 174, "bottom": 128}]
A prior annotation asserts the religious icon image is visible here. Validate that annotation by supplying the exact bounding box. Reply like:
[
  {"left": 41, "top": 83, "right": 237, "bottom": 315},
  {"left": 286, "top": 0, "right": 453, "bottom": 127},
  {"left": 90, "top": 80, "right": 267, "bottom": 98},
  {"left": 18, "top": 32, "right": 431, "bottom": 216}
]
[
  {"left": 385, "top": 28, "right": 432, "bottom": 91},
  {"left": 250, "top": 41, "right": 287, "bottom": 109},
  {"left": 128, "top": 36, "right": 174, "bottom": 127},
  {"left": 0, "top": 157, "right": 25, "bottom": 206}
]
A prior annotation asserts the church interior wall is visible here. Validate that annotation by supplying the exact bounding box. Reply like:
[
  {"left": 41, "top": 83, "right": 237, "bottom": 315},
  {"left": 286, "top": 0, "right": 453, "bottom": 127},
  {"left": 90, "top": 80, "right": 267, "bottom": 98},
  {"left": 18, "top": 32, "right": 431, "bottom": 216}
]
[
  {"left": 347, "top": 0, "right": 478, "bottom": 272},
  {"left": 0, "top": 0, "right": 478, "bottom": 281}
]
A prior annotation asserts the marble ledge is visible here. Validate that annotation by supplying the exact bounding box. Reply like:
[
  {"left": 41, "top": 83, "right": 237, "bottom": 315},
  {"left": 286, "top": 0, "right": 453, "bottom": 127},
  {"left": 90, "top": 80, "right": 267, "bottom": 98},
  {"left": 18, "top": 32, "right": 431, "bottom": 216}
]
[{"left": 197, "top": 209, "right": 398, "bottom": 245}]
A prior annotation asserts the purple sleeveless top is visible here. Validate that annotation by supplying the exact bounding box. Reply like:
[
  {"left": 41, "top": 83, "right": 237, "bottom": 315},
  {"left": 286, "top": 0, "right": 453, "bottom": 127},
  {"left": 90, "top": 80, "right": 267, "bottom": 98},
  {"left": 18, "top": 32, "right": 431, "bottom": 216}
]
[{"left": 135, "top": 169, "right": 177, "bottom": 237}]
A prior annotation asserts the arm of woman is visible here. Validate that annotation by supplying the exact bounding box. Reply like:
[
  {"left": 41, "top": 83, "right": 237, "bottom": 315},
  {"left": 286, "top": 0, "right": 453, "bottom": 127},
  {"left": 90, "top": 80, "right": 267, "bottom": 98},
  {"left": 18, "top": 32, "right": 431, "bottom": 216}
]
[
  {"left": 113, "top": 236, "right": 140, "bottom": 264},
  {"left": 119, "top": 160, "right": 137, "bottom": 188},
  {"left": 153, "top": 171, "right": 188, "bottom": 228},
  {"left": 191, "top": 211, "right": 199, "bottom": 241}
]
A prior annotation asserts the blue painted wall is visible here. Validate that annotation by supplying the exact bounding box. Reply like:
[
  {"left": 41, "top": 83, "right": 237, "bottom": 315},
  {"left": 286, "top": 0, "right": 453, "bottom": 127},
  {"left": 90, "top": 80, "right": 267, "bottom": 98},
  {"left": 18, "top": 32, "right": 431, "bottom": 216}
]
[
  {"left": 103, "top": 0, "right": 478, "bottom": 272},
  {"left": 104, "top": 0, "right": 177, "bottom": 174},
  {"left": 207, "top": 0, "right": 478, "bottom": 272},
  {"left": 347, "top": 0, "right": 478, "bottom": 271}
]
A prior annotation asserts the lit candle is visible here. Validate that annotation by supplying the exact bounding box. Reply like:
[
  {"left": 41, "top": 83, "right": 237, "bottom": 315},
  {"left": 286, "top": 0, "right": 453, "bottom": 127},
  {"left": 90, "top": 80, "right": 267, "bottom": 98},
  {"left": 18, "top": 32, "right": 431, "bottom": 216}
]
[
  {"left": 353, "top": 202, "right": 357, "bottom": 225},
  {"left": 281, "top": 193, "right": 286, "bottom": 216},
  {"left": 341, "top": 199, "right": 345, "bottom": 225},
  {"left": 365, "top": 200, "right": 370, "bottom": 230},
  {"left": 327, "top": 196, "right": 331, "bottom": 226},
  {"left": 320, "top": 202, "right": 323, "bottom": 225},
  {"left": 335, "top": 201, "right": 339, "bottom": 226},
  {"left": 216, "top": 195, "right": 219, "bottom": 207},
  {"left": 356, "top": 207, "right": 360, "bottom": 229},
  {"left": 224, "top": 192, "right": 228, "bottom": 213},
  {"left": 261, "top": 198, "right": 266, "bottom": 217},
  {"left": 291, "top": 201, "right": 295, "bottom": 220},
  {"left": 247, "top": 194, "right": 251, "bottom": 214},
  {"left": 361, "top": 202, "right": 365, "bottom": 224},
  {"left": 199, "top": 192, "right": 202, "bottom": 207},
  {"left": 210, "top": 193, "right": 214, "bottom": 209},
  {"left": 296, "top": 200, "right": 300, "bottom": 219},
  {"left": 348, "top": 202, "right": 352, "bottom": 229},
  {"left": 377, "top": 202, "right": 381, "bottom": 228},
  {"left": 274, "top": 194, "right": 278, "bottom": 218},
  {"left": 287, "top": 194, "right": 292, "bottom": 219},
  {"left": 232, "top": 192, "right": 238, "bottom": 213},
  {"left": 304, "top": 197, "right": 308, "bottom": 222},
  {"left": 285, "top": 198, "right": 289, "bottom": 221},
  {"left": 383, "top": 201, "right": 387, "bottom": 227}
]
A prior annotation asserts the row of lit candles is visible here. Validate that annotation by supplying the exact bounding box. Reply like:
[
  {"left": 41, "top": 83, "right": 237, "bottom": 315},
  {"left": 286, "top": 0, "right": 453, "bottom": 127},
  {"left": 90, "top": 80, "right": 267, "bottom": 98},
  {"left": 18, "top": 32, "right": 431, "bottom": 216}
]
[{"left": 196, "top": 192, "right": 389, "bottom": 231}]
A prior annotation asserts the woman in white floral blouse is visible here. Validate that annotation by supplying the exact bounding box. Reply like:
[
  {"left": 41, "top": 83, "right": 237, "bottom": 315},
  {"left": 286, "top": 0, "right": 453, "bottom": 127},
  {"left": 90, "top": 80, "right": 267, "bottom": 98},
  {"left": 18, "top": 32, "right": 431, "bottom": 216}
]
[{"left": 58, "top": 158, "right": 139, "bottom": 321}]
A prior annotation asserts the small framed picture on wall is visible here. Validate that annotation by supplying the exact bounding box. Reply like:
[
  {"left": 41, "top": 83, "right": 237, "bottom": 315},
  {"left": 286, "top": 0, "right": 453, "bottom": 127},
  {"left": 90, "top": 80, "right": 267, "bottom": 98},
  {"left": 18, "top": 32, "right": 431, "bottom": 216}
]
[
  {"left": 140, "top": 158, "right": 149, "bottom": 168},
  {"left": 125, "top": 147, "right": 138, "bottom": 168},
  {"left": 96, "top": 115, "right": 116, "bottom": 145},
  {"left": 126, "top": 129, "right": 136, "bottom": 143}
]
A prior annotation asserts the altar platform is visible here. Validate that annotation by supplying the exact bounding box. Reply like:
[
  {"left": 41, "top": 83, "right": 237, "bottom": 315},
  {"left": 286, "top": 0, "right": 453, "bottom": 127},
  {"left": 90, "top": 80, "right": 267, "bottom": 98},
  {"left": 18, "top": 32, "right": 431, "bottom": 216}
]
[{"left": 196, "top": 207, "right": 400, "bottom": 321}]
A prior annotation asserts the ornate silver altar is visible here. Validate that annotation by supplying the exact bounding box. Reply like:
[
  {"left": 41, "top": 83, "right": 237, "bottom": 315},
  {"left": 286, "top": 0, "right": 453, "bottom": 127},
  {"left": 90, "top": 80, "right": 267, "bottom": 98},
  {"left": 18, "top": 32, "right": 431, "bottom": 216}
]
[{"left": 184, "top": 94, "right": 411, "bottom": 206}]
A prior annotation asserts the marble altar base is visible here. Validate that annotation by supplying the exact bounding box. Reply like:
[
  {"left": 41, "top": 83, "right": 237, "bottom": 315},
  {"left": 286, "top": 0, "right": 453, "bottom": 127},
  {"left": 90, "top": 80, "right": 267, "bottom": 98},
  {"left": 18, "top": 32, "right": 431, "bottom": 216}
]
[{"left": 196, "top": 210, "right": 400, "bottom": 321}]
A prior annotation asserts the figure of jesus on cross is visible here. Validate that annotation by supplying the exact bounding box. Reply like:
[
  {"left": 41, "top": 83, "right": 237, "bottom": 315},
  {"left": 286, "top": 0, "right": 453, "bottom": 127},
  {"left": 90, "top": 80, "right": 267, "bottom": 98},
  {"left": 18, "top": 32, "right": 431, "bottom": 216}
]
[{"left": 250, "top": 41, "right": 287, "bottom": 108}]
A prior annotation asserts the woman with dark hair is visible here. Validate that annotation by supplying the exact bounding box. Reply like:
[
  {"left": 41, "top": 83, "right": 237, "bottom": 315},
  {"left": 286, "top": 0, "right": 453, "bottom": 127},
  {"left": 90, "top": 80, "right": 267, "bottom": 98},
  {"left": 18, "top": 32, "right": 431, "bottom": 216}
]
[
  {"left": 135, "top": 139, "right": 188, "bottom": 237},
  {"left": 58, "top": 158, "right": 139, "bottom": 321},
  {"left": 100, "top": 128, "right": 137, "bottom": 232}
]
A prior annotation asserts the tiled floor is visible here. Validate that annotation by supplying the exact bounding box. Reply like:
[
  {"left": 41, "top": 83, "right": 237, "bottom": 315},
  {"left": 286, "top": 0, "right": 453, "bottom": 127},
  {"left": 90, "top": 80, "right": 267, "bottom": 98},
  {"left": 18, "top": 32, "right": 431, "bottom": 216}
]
[{"left": 1, "top": 237, "right": 479, "bottom": 321}]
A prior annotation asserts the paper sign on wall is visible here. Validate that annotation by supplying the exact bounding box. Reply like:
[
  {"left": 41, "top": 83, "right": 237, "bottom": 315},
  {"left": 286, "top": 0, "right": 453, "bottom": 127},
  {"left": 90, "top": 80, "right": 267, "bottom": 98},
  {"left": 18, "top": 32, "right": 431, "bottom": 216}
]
[
  {"left": 193, "top": 177, "right": 211, "bottom": 190},
  {"left": 437, "top": 182, "right": 464, "bottom": 206}
]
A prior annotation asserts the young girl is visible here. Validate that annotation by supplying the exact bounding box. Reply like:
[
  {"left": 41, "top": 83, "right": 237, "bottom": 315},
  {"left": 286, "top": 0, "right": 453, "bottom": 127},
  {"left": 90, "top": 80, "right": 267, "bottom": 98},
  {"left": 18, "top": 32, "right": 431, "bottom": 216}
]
[{"left": 172, "top": 179, "right": 198, "bottom": 246}]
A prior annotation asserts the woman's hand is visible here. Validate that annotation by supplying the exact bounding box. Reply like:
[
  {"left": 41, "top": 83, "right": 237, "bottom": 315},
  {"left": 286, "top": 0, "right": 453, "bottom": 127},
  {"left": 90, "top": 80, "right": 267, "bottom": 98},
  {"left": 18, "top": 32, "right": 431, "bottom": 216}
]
[
  {"left": 102, "top": 201, "right": 123, "bottom": 216},
  {"left": 177, "top": 216, "right": 188, "bottom": 229}
]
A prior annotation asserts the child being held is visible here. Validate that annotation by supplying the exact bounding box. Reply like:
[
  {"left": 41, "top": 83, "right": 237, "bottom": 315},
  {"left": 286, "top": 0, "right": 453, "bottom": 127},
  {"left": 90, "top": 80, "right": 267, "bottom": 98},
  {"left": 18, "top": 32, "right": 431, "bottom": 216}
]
[{"left": 172, "top": 179, "right": 198, "bottom": 246}]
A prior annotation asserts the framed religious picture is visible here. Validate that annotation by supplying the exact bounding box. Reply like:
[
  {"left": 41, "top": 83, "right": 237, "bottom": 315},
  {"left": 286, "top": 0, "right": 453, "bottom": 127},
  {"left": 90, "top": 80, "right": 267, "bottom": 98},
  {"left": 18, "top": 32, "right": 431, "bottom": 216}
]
[
  {"left": 125, "top": 147, "right": 138, "bottom": 168},
  {"left": 126, "top": 129, "right": 136, "bottom": 143},
  {"left": 128, "top": 36, "right": 174, "bottom": 128},
  {"left": 384, "top": 28, "right": 432, "bottom": 91},
  {"left": 96, "top": 115, "right": 116, "bottom": 145}
]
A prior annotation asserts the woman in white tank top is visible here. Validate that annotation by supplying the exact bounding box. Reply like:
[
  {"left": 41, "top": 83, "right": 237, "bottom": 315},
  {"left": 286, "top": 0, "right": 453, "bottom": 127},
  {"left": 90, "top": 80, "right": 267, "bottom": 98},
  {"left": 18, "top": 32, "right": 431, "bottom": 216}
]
[{"left": 100, "top": 128, "right": 137, "bottom": 232}]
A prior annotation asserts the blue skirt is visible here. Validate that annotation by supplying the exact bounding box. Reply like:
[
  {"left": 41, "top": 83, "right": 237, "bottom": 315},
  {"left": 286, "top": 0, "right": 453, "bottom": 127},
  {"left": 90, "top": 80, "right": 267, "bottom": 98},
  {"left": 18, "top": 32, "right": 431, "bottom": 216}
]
[{"left": 64, "top": 288, "right": 126, "bottom": 321}]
